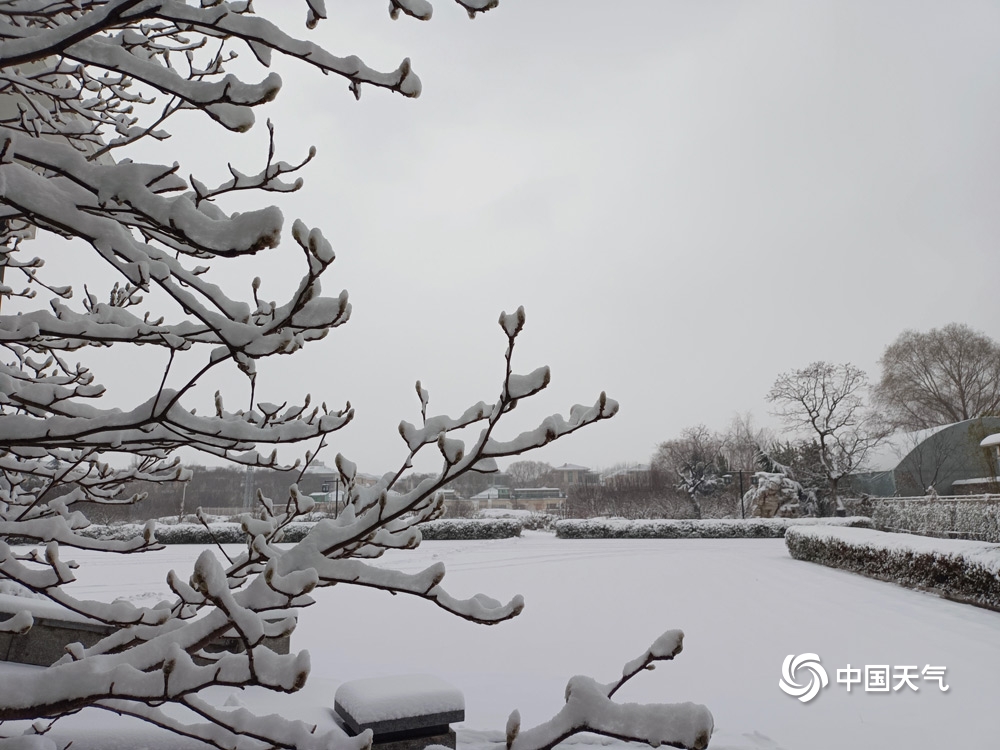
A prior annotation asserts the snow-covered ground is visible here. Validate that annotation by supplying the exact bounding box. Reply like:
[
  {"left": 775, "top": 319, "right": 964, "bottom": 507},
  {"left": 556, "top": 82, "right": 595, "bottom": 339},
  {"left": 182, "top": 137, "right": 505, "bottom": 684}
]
[{"left": 4, "top": 532, "right": 1000, "bottom": 749}]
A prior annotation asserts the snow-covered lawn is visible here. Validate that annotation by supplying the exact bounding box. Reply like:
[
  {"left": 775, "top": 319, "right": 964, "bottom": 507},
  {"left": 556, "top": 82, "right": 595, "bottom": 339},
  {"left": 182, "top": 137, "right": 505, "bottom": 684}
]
[{"left": 5, "top": 533, "right": 1000, "bottom": 749}]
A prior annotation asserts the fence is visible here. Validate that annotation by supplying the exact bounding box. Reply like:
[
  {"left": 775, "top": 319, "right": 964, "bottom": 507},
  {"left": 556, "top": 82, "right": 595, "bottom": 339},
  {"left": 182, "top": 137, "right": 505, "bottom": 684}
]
[
  {"left": 843, "top": 494, "right": 1000, "bottom": 542},
  {"left": 195, "top": 501, "right": 342, "bottom": 519}
]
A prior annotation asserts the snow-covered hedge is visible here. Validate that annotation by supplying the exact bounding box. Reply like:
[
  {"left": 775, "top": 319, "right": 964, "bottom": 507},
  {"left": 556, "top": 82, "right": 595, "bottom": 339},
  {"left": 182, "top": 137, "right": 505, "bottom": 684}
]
[
  {"left": 843, "top": 496, "right": 1000, "bottom": 543},
  {"left": 77, "top": 521, "right": 313, "bottom": 545},
  {"left": 786, "top": 525, "right": 1000, "bottom": 611},
  {"left": 475, "top": 509, "right": 558, "bottom": 531},
  {"left": 418, "top": 518, "right": 522, "bottom": 540},
  {"left": 68, "top": 518, "right": 525, "bottom": 545},
  {"left": 554, "top": 517, "right": 873, "bottom": 539}
]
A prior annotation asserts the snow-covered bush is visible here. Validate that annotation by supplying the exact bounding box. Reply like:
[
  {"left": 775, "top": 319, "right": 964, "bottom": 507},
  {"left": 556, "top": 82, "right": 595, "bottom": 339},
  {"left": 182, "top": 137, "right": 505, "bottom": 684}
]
[
  {"left": 418, "top": 518, "right": 522, "bottom": 540},
  {"left": 78, "top": 520, "right": 315, "bottom": 545},
  {"left": 79, "top": 517, "right": 524, "bottom": 543},
  {"left": 0, "top": 4, "right": 713, "bottom": 750},
  {"left": 555, "top": 517, "right": 873, "bottom": 539},
  {"left": 476, "top": 509, "right": 558, "bottom": 531},
  {"left": 786, "top": 526, "right": 1000, "bottom": 611}
]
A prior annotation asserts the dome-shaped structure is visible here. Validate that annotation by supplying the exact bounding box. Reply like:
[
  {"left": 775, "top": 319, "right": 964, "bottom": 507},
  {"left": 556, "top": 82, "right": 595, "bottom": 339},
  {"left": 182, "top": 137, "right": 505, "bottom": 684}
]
[{"left": 849, "top": 417, "right": 1000, "bottom": 496}]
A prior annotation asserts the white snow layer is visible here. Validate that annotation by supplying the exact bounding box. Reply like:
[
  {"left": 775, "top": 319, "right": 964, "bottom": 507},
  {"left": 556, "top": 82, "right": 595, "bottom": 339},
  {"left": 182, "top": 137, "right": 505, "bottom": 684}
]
[
  {"left": 335, "top": 674, "right": 464, "bottom": 723},
  {"left": 3, "top": 536, "right": 999, "bottom": 750}
]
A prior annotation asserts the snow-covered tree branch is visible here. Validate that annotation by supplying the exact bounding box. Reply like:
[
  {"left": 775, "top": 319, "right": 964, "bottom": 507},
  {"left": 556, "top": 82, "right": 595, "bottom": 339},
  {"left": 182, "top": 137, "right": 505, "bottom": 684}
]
[{"left": 0, "top": 3, "right": 712, "bottom": 750}]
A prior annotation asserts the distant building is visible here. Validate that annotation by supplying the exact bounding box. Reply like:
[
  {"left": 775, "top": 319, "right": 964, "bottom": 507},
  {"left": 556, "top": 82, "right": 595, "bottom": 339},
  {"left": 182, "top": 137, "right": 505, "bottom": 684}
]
[
  {"left": 469, "top": 486, "right": 514, "bottom": 510},
  {"left": 848, "top": 417, "right": 1000, "bottom": 496},
  {"left": 511, "top": 487, "right": 565, "bottom": 513},
  {"left": 299, "top": 461, "right": 379, "bottom": 496},
  {"left": 551, "top": 463, "right": 597, "bottom": 487},
  {"left": 600, "top": 464, "right": 651, "bottom": 487},
  {"left": 467, "top": 485, "right": 565, "bottom": 512}
]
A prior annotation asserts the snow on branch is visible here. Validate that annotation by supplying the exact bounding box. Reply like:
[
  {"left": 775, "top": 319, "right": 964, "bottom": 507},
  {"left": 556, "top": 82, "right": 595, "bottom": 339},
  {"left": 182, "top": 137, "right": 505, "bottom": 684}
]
[
  {"left": 0, "top": 5, "right": 706, "bottom": 750},
  {"left": 505, "top": 630, "right": 713, "bottom": 750}
]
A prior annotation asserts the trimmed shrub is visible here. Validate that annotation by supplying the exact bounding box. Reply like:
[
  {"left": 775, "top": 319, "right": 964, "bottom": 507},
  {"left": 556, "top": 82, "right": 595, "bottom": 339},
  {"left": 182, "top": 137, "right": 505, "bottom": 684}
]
[
  {"left": 554, "top": 517, "right": 872, "bottom": 539},
  {"left": 418, "top": 518, "right": 522, "bottom": 540},
  {"left": 475, "top": 510, "right": 558, "bottom": 532},
  {"left": 786, "top": 525, "right": 1000, "bottom": 611},
  {"left": 67, "top": 518, "right": 524, "bottom": 545},
  {"left": 76, "top": 521, "right": 314, "bottom": 545}
]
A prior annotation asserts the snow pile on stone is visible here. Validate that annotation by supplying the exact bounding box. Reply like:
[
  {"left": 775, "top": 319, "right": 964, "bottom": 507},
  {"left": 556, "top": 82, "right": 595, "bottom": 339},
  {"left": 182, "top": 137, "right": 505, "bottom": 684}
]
[
  {"left": 335, "top": 674, "right": 464, "bottom": 727},
  {"left": 555, "top": 517, "right": 873, "bottom": 539},
  {"left": 844, "top": 496, "right": 1000, "bottom": 542},
  {"left": 786, "top": 525, "right": 1000, "bottom": 610}
]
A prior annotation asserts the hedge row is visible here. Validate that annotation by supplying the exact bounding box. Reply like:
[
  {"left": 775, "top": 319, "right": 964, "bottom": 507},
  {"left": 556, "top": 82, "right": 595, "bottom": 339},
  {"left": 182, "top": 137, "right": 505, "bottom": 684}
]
[
  {"left": 785, "top": 526, "right": 1000, "bottom": 611},
  {"left": 554, "top": 516, "right": 873, "bottom": 539},
  {"left": 418, "top": 518, "right": 522, "bottom": 540},
  {"left": 74, "top": 517, "right": 524, "bottom": 544},
  {"left": 475, "top": 511, "right": 559, "bottom": 532},
  {"left": 843, "top": 496, "right": 1000, "bottom": 543},
  {"left": 78, "top": 521, "right": 314, "bottom": 545}
]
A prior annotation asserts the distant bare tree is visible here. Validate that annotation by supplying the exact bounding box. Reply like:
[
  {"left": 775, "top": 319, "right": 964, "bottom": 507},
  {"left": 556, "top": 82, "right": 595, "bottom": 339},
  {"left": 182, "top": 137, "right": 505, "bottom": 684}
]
[
  {"left": 652, "top": 425, "right": 730, "bottom": 519},
  {"left": 874, "top": 323, "right": 1000, "bottom": 430},
  {"left": 565, "top": 467, "right": 684, "bottom": 519},
  {"left": 768, "top": 362, "right": 890, "bottom": 502},
  {"left": 505, "top": 460, "right": 553, "bottom": 488},
  {"left": 720, "top": 412, "right": 771, "bottom": 472}
]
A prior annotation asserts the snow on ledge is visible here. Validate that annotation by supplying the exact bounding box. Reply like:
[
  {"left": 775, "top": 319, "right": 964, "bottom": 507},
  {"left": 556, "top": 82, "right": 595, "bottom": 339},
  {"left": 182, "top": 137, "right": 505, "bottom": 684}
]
[
  {"left": 335, "top": 674, "right": 465, "bottom": 725},
  {"left": 0, "top": 593, "right": 102, "bottom": 626}
]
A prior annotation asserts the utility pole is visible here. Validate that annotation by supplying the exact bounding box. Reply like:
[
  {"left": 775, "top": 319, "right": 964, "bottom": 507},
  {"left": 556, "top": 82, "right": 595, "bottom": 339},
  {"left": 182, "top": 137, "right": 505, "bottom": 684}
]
[{"left": 243, "top": 466, "right": 255, "bottom": 510}]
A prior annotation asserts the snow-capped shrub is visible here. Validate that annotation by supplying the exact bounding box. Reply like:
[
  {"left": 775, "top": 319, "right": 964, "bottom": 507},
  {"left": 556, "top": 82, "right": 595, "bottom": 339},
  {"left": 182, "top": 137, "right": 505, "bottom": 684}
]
[
  {"left": 555, "top": 517, "right": 872, "bottom": 539},
  {"left": 786, "top": 526, "right": 1000, "bottom": 611},
  {"left": 77, "top": 521, "right": 315, "bottom": 545},
  {"left": 475, "top": 509, "right": 558, "bottom": 531},
  {"left": 843, "top": 496, "right": 1000, "bottom": 542},
  {"left": 519, "top": 513, "right": 559, "bottom": 532},
  {"left": 418, "top": 519, "right": 522, "bottom": 540}
]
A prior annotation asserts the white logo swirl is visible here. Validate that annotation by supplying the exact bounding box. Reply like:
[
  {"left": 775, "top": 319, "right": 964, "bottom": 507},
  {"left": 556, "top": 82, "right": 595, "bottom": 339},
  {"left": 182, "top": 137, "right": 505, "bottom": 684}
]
[{"left": 779, "top": 653, "right": 829, "bottom": 703}]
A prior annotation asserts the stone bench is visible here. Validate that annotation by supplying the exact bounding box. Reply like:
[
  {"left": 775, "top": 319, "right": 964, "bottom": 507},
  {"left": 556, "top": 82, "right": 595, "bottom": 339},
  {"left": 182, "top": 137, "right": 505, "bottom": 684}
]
[
  {"left": 0, "top": 593, "right": 291, "bottom": 666},
  {"left": 334, "top": 674, "right": 465, "bottom": 750}
]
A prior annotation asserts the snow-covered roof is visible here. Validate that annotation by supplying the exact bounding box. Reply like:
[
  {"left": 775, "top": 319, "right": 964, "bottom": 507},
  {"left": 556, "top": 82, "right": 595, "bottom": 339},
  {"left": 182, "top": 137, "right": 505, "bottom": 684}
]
[
  {"left": 982, "top": 433, "right": 1000, "bottom": 448},
  {"left": 951, "top": 476, "right": 1000, "bottom": 486},
  {"left": 554, "top": 463, "right": 590, "bottom": 472},
  {"left": 601, "top": 463, "right": 650, "bottom": 479},
  {"left": 470, "top": 486, "right": 511, "bottom": 500},
  {"left": 862, "top": 422, "right": 958, "bottom": 472}
]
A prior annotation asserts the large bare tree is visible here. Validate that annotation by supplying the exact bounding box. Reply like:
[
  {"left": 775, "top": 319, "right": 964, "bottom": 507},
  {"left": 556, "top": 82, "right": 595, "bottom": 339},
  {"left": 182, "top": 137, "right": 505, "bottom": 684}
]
[
  {"left": 0, "top": 3, "right": 713, "bottom": 750},
  {"left": 767, "top": 362, "right": 889, "bottom": 502},
  {"left": 873, "top": 323, "right": 1000, "bottom": 430}
]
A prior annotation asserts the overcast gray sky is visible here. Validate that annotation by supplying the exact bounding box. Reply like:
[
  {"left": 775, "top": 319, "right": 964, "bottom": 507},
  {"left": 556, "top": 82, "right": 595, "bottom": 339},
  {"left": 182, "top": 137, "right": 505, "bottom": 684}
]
[{"left": 119, "top": 0, "right": 1000, "bottom": 475}]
